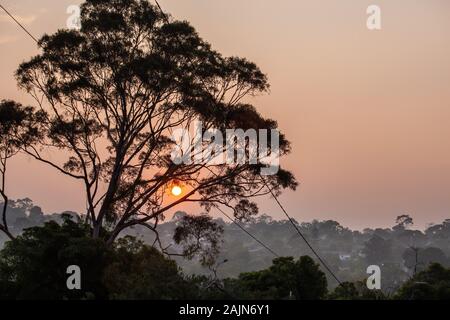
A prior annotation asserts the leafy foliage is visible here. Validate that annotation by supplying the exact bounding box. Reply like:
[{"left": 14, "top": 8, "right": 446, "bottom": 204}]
[
  {"left": 103, "top": 236, "right": 198, "bottom": 299},
  {"left": 173, "top": 214, "right": 223, "bottom": 267},
  {"left": 0, "top": 100, "right": 44, "bottom": 239},
  {"left": 329, "top": 281, "right": 385, "bottom": 300},
  {"left": 0, "top": 219, "right": 198, "bottom": 300},
  {"left": 395, "top": 263, "right": 450, "bottom": 300},
  {"left": 219, "top": 256, "right": 328, "bottom": 300},
  {"left": 10, "top": 0, "right": 296, "bottom": 246},
  {"left": 0, "top": 216, "right": 109, "bottom": 300},
  {"left": 0, "top": 212, "right": 449, "bottom": 300}
]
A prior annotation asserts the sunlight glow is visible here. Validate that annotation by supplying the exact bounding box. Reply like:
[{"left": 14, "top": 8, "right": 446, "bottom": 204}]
[{"left": 171, "top": 185, "right": 182, "bottom": 197}]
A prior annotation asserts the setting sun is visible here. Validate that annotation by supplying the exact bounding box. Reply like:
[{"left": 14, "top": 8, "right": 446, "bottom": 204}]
[{"left": 171, "top": 185, "right": 182, "bottom": 197}]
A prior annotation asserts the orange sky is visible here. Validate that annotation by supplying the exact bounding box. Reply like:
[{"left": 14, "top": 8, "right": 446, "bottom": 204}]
[{"left": 1, "top": 0, "right": 450, "bottom": 229}]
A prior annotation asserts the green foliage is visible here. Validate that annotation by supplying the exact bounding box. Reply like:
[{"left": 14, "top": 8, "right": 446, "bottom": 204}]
[
  {"left": 329, "top": 282, "right": 358, "bottom": 300},
  {"left": 2, "top": 201, "right": 450, "bottom": 300},
  {"left": 0, "top": 216, "right": 109, "bottom": 300},
  {"left": 329, "top": 281, "right": 385, "bottom": 300},
  {"left": 395, "top": 263, "right": 450, "bottom": 300},
  {"left": 0, "top": 220, "right": 198, "bottom": 300},
  {"left": 12, "top": 0, "right": 297, "bottom": 245},
  {"left": 103, "top": 236, "right": 198, "bottom": 299},
  {"left": 1, "top": 215, "right": 449, "bottom": 300},
  {"left": 220, "top": 256, "right": 328, "bottom": 300}
]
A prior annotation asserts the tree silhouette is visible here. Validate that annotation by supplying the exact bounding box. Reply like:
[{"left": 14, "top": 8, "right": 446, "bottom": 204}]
[
  {"left": 402, "top": 247, "right": 448, "bottom": 275},
  {"left": 395, "top": 263, "right": 450, "bottom": 300},
  {"left": 174, "top": 214, "right": 224, "bottom": 267},
  {"left": 394, "top": 214, "right": 414, "bottom": 231},
  {"left": 363, "top": 234, "right": 393, "bottom": 265},
  {"left": 11, "top": 0, "right": 296, "bottom": 245},
  {"left": 0, "top": 100, "right": 43, "bottom": 240},
  {"left": 221, "top": 256, "right": 328, "bottom": 299},
  {"left": 0, "top": 216, "right": 110, "bottom": 299}
]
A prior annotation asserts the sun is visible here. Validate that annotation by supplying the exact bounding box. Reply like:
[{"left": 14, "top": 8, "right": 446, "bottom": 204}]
[{"left": 171, "top": 185, "right": 182, "bottom": 197}]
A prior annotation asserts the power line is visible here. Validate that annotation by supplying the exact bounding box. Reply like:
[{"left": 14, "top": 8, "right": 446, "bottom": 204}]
[
  {"left": 153, "top": 0, "right": 280, "bottom": 260},
  {"left": 153, "top": 0, "right": 342, "bottom": 285},
  {"left": 216, "top": 206, "right": 279, "bottom": 258},
  {"left": 3, "top": 0, "right": 278, "bottom": 261},
  {"left": 261, "top": 176, "right": 342, "bottom": 285},
  {"left": 6, "top": 0, "right": 341, "bottom": 285},
  {"left": 154, "top": 0, "right": 169, "bottom": 23},
  {"left": 0, "top": 4, "right": 39, "bottom": 44}
]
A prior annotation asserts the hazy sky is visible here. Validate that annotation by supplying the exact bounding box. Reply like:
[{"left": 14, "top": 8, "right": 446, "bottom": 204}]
[{"left": 1, "top": 0, "right": 450, "bottom": 229}]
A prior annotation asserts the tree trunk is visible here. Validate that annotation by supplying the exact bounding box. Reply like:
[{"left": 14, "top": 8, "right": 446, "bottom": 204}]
[{"left": 0, "top": 192, "right": 14, "bottom": 241}]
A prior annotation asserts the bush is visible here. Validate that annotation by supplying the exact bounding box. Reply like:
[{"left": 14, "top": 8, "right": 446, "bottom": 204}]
[
  {"left": 395, "top": 263, "right": 450, "bottom": 300},
  {"left": 0, "top": 219, "right": 198, "bottom": 300}
]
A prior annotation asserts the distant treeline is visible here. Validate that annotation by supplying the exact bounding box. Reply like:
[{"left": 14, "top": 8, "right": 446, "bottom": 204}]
[{"left": 1, "top": 198, "right": 449, "bottom": 295}]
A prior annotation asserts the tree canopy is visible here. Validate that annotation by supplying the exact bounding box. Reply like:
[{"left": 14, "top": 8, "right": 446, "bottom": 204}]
[
  {"left": 395, "top": 263, "right": 450, "bottom": 300},
  {"left": 6, "top": 0, "right": 296, "bottom": 249},
  {"left": 0, "top": 100, "right": 43, "bottom": 240}
]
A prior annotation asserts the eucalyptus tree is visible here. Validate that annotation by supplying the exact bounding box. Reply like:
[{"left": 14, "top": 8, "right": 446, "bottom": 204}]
[
  {"left": 12, "top": 0, "right": 296, "bottom": 246},
  {"left": 0, "top": 100, "right": 42, "bottom": 240}
]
